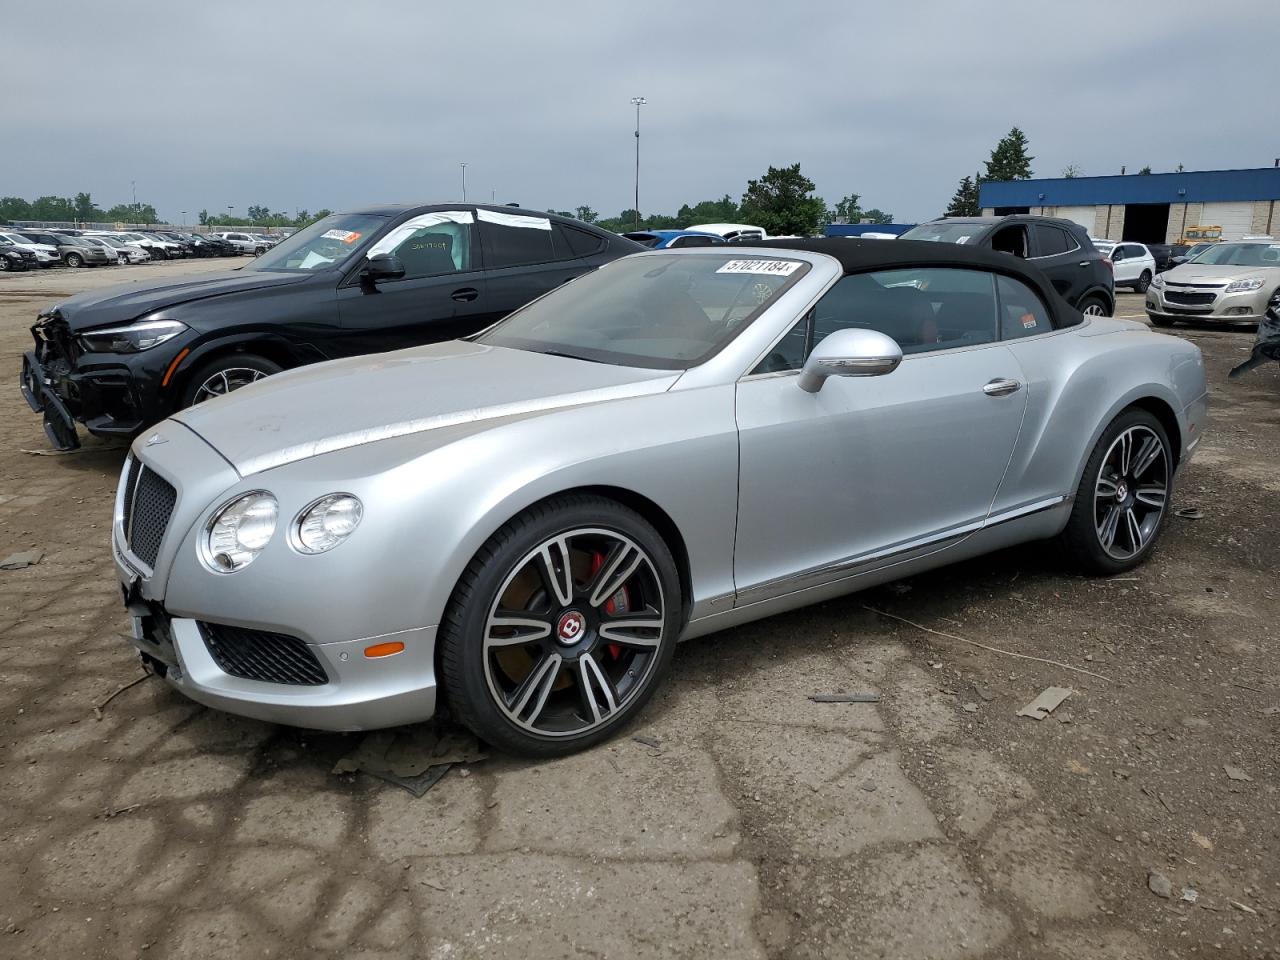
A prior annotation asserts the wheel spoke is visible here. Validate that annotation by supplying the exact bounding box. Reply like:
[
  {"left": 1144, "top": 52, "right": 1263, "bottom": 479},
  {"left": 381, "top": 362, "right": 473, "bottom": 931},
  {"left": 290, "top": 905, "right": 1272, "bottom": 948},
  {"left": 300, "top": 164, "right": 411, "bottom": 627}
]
[
  {"left": 598, "top": 607, "right": 664, "bottom": 648},
  {"left": 485, "top": 612, "right": 552, "bottom": 647},
  {"left": 1134, "top": 484, "right": 1166, "bottom": 508},
  {"left": 1095, "top": 474, "right": 1119, "bottom": 500},
  {"left": 1124, "top": 507, "right": 1144, "bottom": 552},
  {"left": 1131, "top": 435, "right": 1163, "bottom": 479},
  {"left": 508, "top": 652, "right": 562, "bottom": 724},
  {"left": 577, "top": 652, "right": 618, "bottom": 724},
  {"left": 219, "top": 370, "right": 231, "bottom": 395},
  {"left": 1098, "top": 506, "right": 1121, "bottom": 550},
  {"left": 1117, "top": 431, "right": 1132, "bottom": 476},
  {"left": 588, "top": 542, "right": 642, "bottom": 608},
  {"left": 536, "top": 537, "right": 575, "bottom": 608}
]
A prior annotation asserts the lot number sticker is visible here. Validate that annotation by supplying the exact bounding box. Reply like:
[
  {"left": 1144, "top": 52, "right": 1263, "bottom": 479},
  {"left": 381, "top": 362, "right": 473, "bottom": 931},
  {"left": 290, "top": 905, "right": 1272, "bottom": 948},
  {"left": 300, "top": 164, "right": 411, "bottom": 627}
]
[
  {"left": 716, "top": 259, "right": 802, "bottom": 276},
  {"left": 322, "top": 229, "right": 362, "bottom": 244}
]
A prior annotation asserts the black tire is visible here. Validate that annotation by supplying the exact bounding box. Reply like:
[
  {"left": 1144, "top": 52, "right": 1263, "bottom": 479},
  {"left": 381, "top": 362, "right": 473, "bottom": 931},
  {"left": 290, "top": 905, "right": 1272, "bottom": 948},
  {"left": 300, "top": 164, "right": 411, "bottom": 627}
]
[
  {"left": 1078, "top": 295, "right": 1110, "bottom": 318},
  {"left": 254, "top": 246, "right": 266, "bottom": 256},
  {"left": 440, "top": 493, "right": 682, "bottom": 757},
  {"left": 178, "top": 354, "right": 282, "bottom": 408},
  {"left": 1059, "top": 407, "right": 1172, "bottom": 575},
  {"left": 1136, "top": 270, "right": 1152, "bottom": 294},
  {"left": 64, "top": 253, "right": 84, "bottom": 268},
  {"left": 0, "top": 257, "right": 9, "bottom": 272},
  {"left": 1149, "top": 314, "right": 1176, "bottom": 328}
]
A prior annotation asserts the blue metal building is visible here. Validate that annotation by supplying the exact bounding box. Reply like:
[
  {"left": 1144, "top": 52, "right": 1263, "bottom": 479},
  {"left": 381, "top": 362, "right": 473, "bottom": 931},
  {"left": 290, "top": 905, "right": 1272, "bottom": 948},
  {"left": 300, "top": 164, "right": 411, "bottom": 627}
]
[{"left": 978, "top": 166, "right": 1280, "bottom": 244}]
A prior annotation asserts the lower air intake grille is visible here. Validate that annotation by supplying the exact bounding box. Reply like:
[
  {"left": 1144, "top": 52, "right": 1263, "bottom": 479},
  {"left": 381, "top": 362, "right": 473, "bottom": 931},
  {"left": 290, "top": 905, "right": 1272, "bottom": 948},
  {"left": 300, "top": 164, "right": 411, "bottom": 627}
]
[{"left": 198, "top": 622, "right": 328, "bottom": 686}]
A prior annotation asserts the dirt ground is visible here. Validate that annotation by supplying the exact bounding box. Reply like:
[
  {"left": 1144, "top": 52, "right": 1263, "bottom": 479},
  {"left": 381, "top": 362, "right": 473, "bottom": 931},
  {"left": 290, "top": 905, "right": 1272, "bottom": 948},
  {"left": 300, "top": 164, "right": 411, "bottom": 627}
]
[{"left": 1, "top": 260, "right": 1277, "bottom": 959}]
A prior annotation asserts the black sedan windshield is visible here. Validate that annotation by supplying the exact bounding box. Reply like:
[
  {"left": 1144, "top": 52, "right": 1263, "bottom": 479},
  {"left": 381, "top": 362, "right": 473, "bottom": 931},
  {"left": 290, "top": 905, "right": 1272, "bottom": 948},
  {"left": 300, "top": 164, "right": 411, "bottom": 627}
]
[
  {"left": 249, "top": 213, "right": 389, "bottom": 272},
  {"left": 479, "top": 253, "right": 809, "bottom": 369}
]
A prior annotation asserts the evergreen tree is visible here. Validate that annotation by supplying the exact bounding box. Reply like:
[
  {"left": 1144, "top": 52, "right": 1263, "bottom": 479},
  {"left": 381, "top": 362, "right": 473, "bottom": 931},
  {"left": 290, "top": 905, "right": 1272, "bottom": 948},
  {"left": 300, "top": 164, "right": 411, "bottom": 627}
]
[
  {"left": 983, "top": 127, "right": 1034, "bottom": 182},
  {"left": 739, "top": 163, "right": 826, "bottom": 236},
  {"left": 945, "top": 175, "right": 980, "bottom": 217}
]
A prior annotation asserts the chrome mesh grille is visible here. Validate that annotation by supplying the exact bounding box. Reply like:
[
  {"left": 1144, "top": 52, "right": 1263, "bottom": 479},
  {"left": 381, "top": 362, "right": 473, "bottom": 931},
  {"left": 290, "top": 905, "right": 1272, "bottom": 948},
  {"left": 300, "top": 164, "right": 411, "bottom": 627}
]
[{"left": 198, "top": 622, "right": 328, "bottom": 686}]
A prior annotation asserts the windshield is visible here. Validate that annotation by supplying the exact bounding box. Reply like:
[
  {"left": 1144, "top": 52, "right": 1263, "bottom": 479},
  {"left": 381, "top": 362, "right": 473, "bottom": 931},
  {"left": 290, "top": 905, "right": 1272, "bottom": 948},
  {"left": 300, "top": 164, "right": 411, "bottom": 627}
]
[
  {"left": 479, "top": 253, "right": 810, "bottom": 369},
  {"left": 1189, "top": 242, "right": 1280, "bottom": 267},
  {"left": 898, "top": 222, "right": 987, "bottom": 244},
  {"left": 248, "top": 213, "right": 388, "bottom": 272},
  {"left": 99, "top": 237, "right": 125, "bottom": 247}
]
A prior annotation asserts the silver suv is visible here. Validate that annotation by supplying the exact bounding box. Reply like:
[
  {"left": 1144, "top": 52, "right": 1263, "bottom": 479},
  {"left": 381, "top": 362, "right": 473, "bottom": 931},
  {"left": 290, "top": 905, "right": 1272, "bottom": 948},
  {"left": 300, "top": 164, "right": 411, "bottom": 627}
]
[{"left": 1147, "top": 239, "right": 1280, "bottom": 327}]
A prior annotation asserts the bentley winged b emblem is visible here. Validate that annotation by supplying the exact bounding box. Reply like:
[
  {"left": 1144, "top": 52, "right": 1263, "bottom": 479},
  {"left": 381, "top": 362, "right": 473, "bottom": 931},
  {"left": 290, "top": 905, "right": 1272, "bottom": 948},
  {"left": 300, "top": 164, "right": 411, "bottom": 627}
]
[{"left": 144, "top": 433, "right": 168, "bottom": 447}]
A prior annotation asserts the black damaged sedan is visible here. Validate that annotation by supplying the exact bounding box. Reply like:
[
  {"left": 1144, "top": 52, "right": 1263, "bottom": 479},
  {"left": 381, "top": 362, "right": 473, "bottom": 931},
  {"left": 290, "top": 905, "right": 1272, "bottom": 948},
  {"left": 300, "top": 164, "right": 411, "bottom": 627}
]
[{"left": 21, "top": 205, "right": 640, "bottom": 448}]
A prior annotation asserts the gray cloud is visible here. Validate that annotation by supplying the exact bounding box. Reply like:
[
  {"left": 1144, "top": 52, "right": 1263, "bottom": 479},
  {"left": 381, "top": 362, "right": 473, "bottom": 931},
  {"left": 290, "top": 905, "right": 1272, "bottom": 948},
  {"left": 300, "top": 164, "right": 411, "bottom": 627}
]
[{"left": 5, "top": 0, "right": 1277, "bottom": 224}]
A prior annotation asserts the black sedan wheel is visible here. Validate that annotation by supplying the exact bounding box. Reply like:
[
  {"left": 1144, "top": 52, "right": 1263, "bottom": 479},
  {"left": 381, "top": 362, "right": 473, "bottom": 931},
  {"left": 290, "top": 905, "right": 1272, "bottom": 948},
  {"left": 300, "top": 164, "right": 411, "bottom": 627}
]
[
  {"left": 1061, "top": 408, "right": 1171, "bottom": 574},
  {"left": 440, "top": 494, "right": 681, "bottom": 756}
]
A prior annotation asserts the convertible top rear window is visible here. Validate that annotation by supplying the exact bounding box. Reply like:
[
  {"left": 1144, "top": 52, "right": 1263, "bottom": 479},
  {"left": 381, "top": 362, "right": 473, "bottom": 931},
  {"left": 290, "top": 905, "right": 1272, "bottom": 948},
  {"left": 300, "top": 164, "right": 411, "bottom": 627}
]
[{"left": 479, "top": 253, "right": 810, "bottom": 370}]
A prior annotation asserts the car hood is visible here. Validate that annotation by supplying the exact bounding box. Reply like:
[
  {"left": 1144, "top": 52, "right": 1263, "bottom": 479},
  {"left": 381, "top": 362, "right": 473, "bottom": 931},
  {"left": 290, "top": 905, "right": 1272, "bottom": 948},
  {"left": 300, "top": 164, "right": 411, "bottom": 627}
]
[
  {"left": 45, "top": 269, "right": 312, "bottom": 331},
  {"left": 1163, "top": 263, "right": 1280, "bottom": 283},
  {"left": 172, "top": 341, "right": 680, "bottom": 476}
]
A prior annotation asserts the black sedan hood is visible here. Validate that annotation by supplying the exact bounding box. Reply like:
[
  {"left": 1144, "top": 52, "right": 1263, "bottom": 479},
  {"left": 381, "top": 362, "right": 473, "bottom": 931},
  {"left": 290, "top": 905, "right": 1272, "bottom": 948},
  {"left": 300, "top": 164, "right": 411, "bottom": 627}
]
[{"left": 45, "top": 269, "right": 313, "bottom": 332}]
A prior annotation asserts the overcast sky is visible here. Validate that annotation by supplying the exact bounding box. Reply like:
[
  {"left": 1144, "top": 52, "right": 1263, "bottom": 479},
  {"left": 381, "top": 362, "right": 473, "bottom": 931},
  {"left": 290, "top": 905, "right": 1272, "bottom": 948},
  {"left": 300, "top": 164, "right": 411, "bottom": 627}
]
[{"left": 5, "top": 1, "right": 1277, "bottom": 224}]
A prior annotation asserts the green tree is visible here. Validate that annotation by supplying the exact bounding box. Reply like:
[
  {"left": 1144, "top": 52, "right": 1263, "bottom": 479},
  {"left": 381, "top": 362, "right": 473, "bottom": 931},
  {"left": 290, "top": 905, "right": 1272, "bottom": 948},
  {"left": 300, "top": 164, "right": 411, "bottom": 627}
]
[
  {"left": 104, "top": 202, "right": 158, "bottom": 224},
  {"left": 574, "top": 205, "right": 598, "bottom": 223},
  {"left": 1061, "top": 163, "right": 1082, "bottom": 179},
  {"left": 739, "top": 163, "right": 826, "bottom": 236},
  {"left": 0, "top": 197, "right": 32, "bottom": 221},
  {"left": 73, "top": 192, "right": 102, "bottom": 222},
  {"left": 861, "top": 208, "right": 894, "bottom": 224},
  {"left": 30, "top": 196, "right": 76, "bottom": 221},
  {"left": 945, "top": 175, "right": 980, "bottom": 217},
  {"left": 246, "top": 204, "right": 270, "bottom": 222},
  {"left": 983, "top": 127, "right": 1034, "bottom": 182},
  {"left": 1138, "top": 166, "right": 1152, "bottom": 175},
  {"left": 676, "top": 194, "right": 739, "bottom": 228},
  {"left": 198, "top": 209, "right": 210, "bottom": 225},
  {"left": 825, "top": 193, "right": 863, "bottom": 226}
]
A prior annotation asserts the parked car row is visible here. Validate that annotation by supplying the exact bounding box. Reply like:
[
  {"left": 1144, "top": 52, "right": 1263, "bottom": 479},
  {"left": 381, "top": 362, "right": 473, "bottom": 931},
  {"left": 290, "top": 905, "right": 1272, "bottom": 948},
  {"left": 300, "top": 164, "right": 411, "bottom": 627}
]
[{"left": 0, "top": 226, "right": 284, "bottom": 269}]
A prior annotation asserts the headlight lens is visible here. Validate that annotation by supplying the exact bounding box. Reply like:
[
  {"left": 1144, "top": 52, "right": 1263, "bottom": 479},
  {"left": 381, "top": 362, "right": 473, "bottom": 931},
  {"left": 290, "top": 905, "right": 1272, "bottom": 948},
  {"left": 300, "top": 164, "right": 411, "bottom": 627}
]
[
  {"left": 79, "top": 318, "right": 188, "bottom": 353},
  {"left": 293, "top": 494, "right": 363, "bottom": 554},
  {"left": 1149, "top": 274, "right": 1164, "bottom": 289},
  {"left": 1225, "top": 276, "right": 1264, "bottom": 293},
  {"left": 201, "top": 492, "right": 278, "bottom": 573}
]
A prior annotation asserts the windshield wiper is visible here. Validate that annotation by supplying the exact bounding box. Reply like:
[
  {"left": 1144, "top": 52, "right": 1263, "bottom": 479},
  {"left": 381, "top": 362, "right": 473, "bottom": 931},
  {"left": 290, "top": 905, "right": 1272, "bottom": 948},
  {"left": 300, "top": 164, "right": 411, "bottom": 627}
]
[{"left": 539, "top": 349, "right": 603, "bottom": 364}]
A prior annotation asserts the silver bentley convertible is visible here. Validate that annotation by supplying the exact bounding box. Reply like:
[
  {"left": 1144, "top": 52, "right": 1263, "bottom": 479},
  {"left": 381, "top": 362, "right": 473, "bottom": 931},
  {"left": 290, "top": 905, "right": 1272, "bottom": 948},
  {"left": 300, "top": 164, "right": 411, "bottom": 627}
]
[{"left": 113, "top": 239, "right": 1208, "bottom": 755}]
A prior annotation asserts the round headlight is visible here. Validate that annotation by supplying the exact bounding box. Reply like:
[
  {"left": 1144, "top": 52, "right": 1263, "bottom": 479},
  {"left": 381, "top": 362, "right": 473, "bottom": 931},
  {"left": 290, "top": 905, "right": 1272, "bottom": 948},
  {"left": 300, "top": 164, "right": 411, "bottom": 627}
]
[
  {"left": 201, "top": 492, "right": 278, "bottom": 573},
  {"left": 293, "top": 494, "right": 363, "bottom": 554}
]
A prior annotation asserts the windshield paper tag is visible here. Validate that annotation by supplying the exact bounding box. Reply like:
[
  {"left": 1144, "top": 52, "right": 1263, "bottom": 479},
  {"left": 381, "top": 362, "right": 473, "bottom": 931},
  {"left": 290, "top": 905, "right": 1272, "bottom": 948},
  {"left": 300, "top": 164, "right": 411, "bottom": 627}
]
[
  {"left": 716, "top": 259, "right": 801, "bottom": 276},
  {"left": 322, "top": 229, "right": 362, "bottom": 243}
]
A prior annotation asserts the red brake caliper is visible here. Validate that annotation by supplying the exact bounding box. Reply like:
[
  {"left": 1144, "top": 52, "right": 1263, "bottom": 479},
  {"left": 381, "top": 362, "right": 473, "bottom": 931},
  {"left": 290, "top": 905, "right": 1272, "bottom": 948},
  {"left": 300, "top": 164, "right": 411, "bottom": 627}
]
[{"left": 590, "top": 551, "right": 630, "bottom": 658}]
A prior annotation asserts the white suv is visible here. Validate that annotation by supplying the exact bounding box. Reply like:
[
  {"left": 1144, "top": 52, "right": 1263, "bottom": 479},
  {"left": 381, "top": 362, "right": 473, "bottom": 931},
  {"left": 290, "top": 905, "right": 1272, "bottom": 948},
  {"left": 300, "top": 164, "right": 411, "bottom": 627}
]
[
  {"left": 1092, "top": 239, "right": 1157, "bottom": 293},
  {"left": 0, "top": 232, "right": 61, "bottom": 266},
  {"left": 211, "top": 232, "right": 270, "bottom": 255}
]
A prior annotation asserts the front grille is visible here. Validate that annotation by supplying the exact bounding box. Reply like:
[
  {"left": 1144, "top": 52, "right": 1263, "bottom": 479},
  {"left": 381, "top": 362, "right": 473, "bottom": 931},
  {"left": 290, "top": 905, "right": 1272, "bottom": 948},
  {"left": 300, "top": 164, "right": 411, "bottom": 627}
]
[
  {"left": 198, "top": 622, "right": 328, "bottom": 686},
  {"left": 1165, "top": 289, "right": 1217, "bottom": 306},
  {"left": 122, "top": 459, "right": 176, "bottom": 568}
]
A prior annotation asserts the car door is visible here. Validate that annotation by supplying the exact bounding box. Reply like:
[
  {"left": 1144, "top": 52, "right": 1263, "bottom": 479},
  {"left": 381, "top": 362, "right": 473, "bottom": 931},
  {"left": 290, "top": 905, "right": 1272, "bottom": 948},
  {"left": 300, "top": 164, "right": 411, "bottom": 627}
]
[
  {"left": 733, "top": 266, "right": 1028, "bottom": 602},
  {"left": 1028, "top": 223, "right": 1086, "bottom": 304},
  {"left": 334, "top": 210, "right": 492, "bottom": 356},
  {"left": 1111, "top": 244, "right": 1139, "bottom": 285},
  {"left": 475, "top": 210, "right": 598, "bottom": 328}
]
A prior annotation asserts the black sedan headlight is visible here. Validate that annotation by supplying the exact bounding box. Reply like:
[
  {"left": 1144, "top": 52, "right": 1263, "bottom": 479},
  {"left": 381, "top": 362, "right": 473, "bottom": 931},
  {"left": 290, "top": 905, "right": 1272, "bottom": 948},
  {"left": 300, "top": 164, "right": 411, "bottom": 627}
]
[{"left": 78, "top": 319, "right": 188, "bottom": 354}]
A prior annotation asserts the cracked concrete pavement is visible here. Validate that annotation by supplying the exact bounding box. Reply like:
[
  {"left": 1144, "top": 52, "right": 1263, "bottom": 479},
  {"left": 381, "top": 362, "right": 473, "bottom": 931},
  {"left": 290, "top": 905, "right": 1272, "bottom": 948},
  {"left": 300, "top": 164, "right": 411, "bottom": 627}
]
[{"left": 2, "top": 262, "right": 1277, "bottom": 958}]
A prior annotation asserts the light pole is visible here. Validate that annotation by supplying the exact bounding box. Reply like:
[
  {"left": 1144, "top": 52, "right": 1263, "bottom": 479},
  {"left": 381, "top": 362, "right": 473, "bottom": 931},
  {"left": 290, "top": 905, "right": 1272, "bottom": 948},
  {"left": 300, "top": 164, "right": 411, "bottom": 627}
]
[
  {"left": 630, "top": 96, "right": 646, "bottom": 230},
  {"left": 227, "top": 205, "right": 234, "bottom": 226},
  {"left": 180, "top": 211, "right": 187, "bottom": 229},
  {"left": 131, "top": 180, "right": 138, "bottom": 223},
  {"left": 460, "top": 162, "right": 468, "bottom": 202}
]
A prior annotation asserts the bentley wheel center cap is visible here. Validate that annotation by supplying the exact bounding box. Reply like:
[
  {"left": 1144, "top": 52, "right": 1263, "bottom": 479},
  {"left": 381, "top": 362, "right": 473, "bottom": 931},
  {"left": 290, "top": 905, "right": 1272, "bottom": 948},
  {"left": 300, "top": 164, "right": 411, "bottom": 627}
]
[
  {"left": 1116, "top": 481, "right": 1129, "bottom": 502},
  {"left": 556, "top": 610, "right": 587, "bottom": 646}
]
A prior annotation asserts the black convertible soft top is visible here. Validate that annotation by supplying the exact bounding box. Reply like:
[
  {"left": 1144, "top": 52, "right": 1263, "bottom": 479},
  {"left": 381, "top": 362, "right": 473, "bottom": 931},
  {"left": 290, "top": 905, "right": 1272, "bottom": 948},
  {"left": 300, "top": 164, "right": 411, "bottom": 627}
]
[{"left": 756, "top": 237, "right": 1083, "bottom": 328}]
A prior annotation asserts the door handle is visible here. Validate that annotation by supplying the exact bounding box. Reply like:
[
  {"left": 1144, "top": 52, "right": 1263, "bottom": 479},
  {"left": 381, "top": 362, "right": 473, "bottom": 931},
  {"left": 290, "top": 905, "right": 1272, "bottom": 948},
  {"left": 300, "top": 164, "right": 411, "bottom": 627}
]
[
  {"left": 1078, "top": 261, "right": 1090, "bottom": 267},
  {"left": 983, "top": 378, "right": 1022, "bottom": 397},
  {"left": 451, "top": 287, "right": 479, "bottom": 302}
]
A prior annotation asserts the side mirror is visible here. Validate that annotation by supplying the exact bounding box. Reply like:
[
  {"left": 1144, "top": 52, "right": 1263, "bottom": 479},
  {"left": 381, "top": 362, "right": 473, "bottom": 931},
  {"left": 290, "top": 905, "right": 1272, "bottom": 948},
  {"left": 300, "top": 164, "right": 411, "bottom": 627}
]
[
  {"left": 363, "top": 253, "right": 405, "bottom": 282},
  {"left": 798, "top": 328, "right": 903, "bottom": 393}
]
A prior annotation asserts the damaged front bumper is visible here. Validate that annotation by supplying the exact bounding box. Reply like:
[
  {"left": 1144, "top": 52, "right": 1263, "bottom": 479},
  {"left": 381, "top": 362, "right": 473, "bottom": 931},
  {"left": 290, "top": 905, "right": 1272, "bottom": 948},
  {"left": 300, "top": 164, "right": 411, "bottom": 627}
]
[
  {"left": 1229, "top": 293, "right": 1280, "bottom": 379},
  {"left": 22, "top": 316, "right": 150, "bottom": 449}
]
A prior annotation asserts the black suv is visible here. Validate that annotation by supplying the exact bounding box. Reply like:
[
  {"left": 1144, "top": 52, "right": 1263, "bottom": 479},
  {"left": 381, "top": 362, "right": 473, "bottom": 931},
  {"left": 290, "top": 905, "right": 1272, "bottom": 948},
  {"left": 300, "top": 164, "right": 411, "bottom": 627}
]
[
  {"left": 899, "top": 216, "right": 1114, "bottom": 316},
  {"left": 22, "top": 204, "right": 642, "bottom": 449}
]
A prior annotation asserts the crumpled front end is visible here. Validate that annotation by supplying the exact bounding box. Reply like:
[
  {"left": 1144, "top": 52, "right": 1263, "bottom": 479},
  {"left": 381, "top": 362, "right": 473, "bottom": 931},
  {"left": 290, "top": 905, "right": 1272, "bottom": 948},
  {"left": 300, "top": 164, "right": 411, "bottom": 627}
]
[
  {"left": 1230, "top": 291, "right": 1280, "bottom": 379},
  {"left": 22, "top": 312, "right": 150, "bottom": 449}
]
